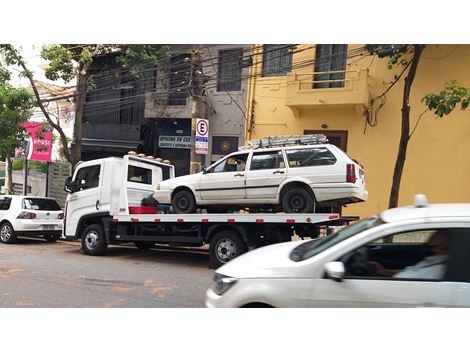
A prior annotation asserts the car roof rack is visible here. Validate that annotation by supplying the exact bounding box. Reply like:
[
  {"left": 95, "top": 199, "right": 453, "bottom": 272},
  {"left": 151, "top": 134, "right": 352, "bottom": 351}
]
[{"left": 240, "top": 134, "right": 329, "bottom": 150}]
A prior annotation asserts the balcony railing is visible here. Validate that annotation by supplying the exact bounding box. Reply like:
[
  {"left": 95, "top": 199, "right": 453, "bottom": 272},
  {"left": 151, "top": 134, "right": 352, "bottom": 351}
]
[{"left": 286, "top": 68, "right": 369, "bottom": 112}]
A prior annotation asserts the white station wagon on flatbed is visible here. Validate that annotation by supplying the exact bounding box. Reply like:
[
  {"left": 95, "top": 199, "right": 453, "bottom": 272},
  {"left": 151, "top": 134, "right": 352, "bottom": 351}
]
[{"left": 153, "top": 135, "right": 368, "bottom": 214}]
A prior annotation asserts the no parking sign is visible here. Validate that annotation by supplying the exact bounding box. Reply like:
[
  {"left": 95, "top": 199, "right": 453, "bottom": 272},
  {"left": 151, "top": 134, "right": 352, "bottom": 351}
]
[{"left": 195, "top": 118, "right": 209, "bottom": 154}]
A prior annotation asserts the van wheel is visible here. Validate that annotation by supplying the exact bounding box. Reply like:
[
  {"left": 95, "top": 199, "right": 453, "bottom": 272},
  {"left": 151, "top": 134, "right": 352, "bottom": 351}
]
[
  {"left": 0, "top": 222, "right": 16, "bottom": 244},
  {"left": 81, "top": 224, "right": 108, "bottom": 255},
  {"left": 281, "top": 188, "right": 314, "bottom": 213},
  {"left": 209, "top": 230, "right": 246, "bottom": 268},
  {"left": 172, "top": 190, "right": 197, "bottom": 214},
  {"left": 135, "top": 241, "right": 155, "bottom": 250}
]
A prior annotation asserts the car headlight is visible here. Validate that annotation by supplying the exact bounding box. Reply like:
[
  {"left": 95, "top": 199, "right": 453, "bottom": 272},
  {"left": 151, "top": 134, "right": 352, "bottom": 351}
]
[{"left": 212, "top": 273, "right": 238, "bottom": 296}]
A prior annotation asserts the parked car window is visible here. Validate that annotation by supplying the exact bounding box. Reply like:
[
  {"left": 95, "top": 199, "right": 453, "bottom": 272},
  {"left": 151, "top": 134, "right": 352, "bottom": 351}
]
[
  {"left": 74, "top": 165, "right": 101, "bottom": 190},
  {"left": 0, "top": 197, "right": 12, "bottom": 210},
  {"left": 286, "top": 147, "right": 336, "bottom": 167},
  {"left": 212, "top": 154, "right": 248, "bottom": 173},
  {"left": 250, "top": 151, "right": 285, "bottom": 171},
  {"left": 127, "top": 165, "right": 152, "bottom": 185},
  {"left": 23, "top": 198, "right": 61, "bottom": 211}
]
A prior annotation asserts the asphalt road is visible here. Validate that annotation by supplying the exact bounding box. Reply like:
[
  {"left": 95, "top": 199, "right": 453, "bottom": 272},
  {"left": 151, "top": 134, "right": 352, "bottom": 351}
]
[{"left": 0, "top": 238, "right": 214, "bottom": 307}]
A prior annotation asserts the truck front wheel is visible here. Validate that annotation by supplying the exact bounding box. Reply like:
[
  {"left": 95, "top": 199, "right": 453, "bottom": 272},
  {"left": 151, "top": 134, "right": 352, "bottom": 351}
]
[
  {"left": 81, "top": 224, "right": 108, "bottom": 255},
  {"left": 209, "top": 230, "right": 246, "bottom": 268}
]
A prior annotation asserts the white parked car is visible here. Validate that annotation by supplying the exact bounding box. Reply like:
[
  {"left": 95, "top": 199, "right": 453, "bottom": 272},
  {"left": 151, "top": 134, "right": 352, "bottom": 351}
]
[
  {"left": 205, "top": 195, "right": 470, "bottom": 307},
  {"left": 153, "top": 139, "right": 367, "bottom": 213},
  {"left": 0, "top": 195, "right": 63, "bottom": 244}
]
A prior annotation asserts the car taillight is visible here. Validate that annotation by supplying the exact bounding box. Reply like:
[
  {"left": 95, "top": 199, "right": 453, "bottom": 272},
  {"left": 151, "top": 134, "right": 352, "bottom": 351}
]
[
  {"left": 346, "top": 164, "right": 356, "bottom": 183},
  {"left": 58, "top": 213, "right": 64, "bottom": 220},
  {"left": 17, "top": 211, "right": 37, "bottom": 219}
]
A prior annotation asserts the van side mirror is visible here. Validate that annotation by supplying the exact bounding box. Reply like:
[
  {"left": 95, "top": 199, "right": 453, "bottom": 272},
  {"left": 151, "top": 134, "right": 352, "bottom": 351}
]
[{"left": 324, "top": 261, "right": 345, "bottom": 282}]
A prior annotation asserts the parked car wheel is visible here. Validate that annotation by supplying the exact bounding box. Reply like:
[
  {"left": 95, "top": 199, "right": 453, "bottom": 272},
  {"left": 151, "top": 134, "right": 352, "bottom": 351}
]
[
  {"left": 134, "top": 241, "right": 155, "bottom": 250},
  {"left": 45, "top": 235, "right": 60, "bottom": 243},
  {"left": 0, "top": 222, "right": 17, "bottom": 244},
  {"left": 281, "top": 187, "right": 315, "bottom": 213},
  {"left": 209, "top": 230, "right": 246, "bottom": 268},
  {"left": 81, "top": 224, "right": 108, "bottom": 255},
  {"left": 172, "top": 189, "right": 197, "bottom": 214}
]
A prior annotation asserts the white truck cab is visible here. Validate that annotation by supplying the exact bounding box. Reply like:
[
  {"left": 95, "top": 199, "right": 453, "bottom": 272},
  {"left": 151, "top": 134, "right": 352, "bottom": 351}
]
[{"left": 64, "top": 154, "right": 174, "bottom": 240}]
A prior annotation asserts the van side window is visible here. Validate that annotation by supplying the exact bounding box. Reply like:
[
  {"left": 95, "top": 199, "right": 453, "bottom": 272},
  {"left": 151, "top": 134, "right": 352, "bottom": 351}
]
[
  {"left": 74, "top": 165, "right": 101, "bottom": 190},
  {"left": 286, "top": 148, "right": 336, "bottom": 167}
]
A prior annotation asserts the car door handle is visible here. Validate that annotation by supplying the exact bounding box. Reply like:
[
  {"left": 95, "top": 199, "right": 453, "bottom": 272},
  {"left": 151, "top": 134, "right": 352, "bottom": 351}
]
[
  {"left": 273, "top": 170, "right": 285, "bottom": 174},
  {"left": 234, "top": 173, "right": 244, "bottom": 177},
  {"left": 95, "top": 200, "right": 100, "bottom": 210}
]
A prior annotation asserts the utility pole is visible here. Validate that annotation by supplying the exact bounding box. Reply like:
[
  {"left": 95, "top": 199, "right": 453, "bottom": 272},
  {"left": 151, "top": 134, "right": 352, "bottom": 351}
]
[{"left": 189, "top": 48, "right": 205, "bottom": 174}]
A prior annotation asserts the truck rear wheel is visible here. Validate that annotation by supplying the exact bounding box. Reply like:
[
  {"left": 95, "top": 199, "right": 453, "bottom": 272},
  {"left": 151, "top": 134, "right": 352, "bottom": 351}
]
[
  {"left": 209, "top": 230, "right": 246, "bottom": 268},
  {"left": 81, "top": 224, "right": 108, "bottom": 255}
]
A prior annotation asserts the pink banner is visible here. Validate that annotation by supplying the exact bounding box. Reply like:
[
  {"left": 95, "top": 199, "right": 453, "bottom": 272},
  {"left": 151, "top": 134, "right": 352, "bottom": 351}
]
[{"left": 22, "top": 122, "right": 52, "bottom": 162}]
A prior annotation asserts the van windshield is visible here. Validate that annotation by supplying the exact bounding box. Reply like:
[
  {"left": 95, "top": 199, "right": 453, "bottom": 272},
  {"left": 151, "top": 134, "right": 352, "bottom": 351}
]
[{"left": 289, "top": 216, "right": 384, "bottom": 262}]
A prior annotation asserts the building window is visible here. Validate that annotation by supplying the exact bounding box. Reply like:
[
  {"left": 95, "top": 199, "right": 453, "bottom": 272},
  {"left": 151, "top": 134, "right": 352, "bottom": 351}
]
[
  {"left": 313, "top": 44, "right": 348, "bottom": 89},
  {"left": 262, "top": 44, "right": 293, "bottom": 77},
  {"left": 217, "top": 49, "right": 243, "bottom": 92},
  {"left": 169, "top": 53, "right": 191, "bottom": 106}
]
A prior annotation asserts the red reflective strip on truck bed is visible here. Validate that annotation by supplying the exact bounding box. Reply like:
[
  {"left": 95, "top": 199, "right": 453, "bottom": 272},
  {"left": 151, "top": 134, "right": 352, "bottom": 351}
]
[
  {"left": 201, "top": 219, "right": 209, "bottom": 222},
  {"left": 286, "top": 219, "right": 296, "bottom": 223},
  {"left": 227, "top": 219, "right": 235, "bottom": 222},
  {"left": 131, "top": 218, "right": 139, "bottom": 222},
  {"left": 112, "top": 218, "right": 119, "bottom": 223},
  {"left": 256, "top": 219, "right": 264, "bottom": 223},
  {"left": 329, "top": 215, "right": 339, "bottom": 220},
  {"left": 177, "top": 219, "right": 184, "bottom": 222},
  {"left": 154, "top": 218, "right": 161, "bottom": 222}
]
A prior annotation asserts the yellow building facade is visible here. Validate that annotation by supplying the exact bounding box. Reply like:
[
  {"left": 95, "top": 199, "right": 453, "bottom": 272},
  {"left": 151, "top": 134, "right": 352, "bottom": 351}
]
[{"left": 245, "top": 44, "right": 470, "bottom": 218}]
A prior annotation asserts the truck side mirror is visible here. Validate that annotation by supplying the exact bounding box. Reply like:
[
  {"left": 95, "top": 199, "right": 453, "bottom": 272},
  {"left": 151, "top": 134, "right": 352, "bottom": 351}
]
[{"left": 64, "top": 176, "right": 74, "bottom": 193}]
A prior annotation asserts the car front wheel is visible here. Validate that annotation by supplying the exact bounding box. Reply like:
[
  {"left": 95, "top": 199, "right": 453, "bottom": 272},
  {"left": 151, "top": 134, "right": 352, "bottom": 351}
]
[
  {"left": 0, "top": 222, "right": 16, "bottom": 244},
  {"left": 172, "top": 190, "right": 197, "bottom": 214},
  {"left": 281, "top": 188, "right": 315, "bottom": 213}
]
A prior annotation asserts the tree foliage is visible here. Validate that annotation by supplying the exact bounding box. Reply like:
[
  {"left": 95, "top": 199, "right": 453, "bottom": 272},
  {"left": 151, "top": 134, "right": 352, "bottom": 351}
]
[
  {"left": 0, "top": 73, "right": 34, "bottom": 158},
  {"left": 422, "top": 80, "right": 470, "bottom": 117}
]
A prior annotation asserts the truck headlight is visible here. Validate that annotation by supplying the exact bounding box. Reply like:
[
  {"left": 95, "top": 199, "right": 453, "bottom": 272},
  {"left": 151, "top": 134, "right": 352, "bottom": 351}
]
[{"left": 212, "top": 273, "right": 238, "bottom": 296}]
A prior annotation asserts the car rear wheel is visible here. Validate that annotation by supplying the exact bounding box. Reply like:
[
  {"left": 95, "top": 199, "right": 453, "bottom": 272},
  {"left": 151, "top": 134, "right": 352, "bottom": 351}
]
[
  {"left": 172, "top": 190, "right": 197, "bottom": 214},
  {"left": 209, "top": 230, "right": 246, "bottom": 268},
  {"left": 281, "top": 188, "right": 315, "bottom": 213},
  {"left": 0, "top": 222, "right": 16, "bottom": 244},
  {"left": 81, "top": 224, "right": 108, "bottom": 255}
]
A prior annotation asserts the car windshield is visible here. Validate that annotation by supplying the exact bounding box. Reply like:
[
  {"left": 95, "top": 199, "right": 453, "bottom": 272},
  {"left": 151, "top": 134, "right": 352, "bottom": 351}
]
[
  {"left": 290, "top": 216, "right": 384, "bottom": 262},
  {"left": 23, "top": 198, "right": 62, "bottom": 211}
]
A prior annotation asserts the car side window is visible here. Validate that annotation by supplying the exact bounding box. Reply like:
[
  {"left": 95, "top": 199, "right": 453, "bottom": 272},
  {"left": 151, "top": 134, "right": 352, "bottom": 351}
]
[
  {"left": 0, "top": 197, "right": 11, "bottom": 210},
  {"left": 250, "top": 151, "right": 285, "bottom": 171},
  {"left": 286, "top": 147, "right": 336, "bottom": 168},
  {"left": 337, "top": 229, "right": 454, "bottom": 281},
  {"left": 74, "top": 165, "right": 101, "bottom": 191},
  {"left": 212, "top": 154, "right": 248, "bottom": 173}
]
